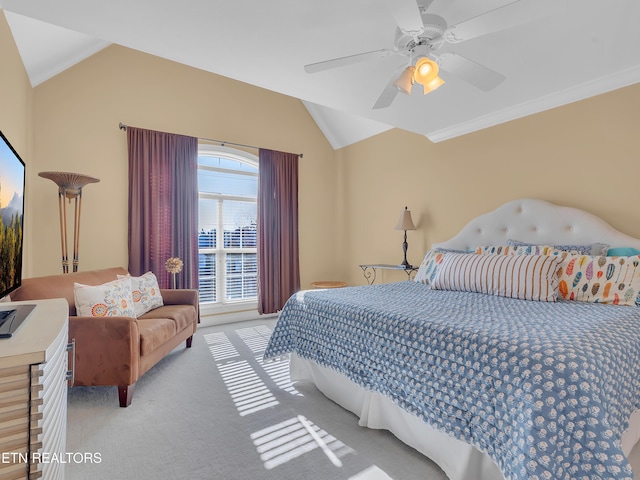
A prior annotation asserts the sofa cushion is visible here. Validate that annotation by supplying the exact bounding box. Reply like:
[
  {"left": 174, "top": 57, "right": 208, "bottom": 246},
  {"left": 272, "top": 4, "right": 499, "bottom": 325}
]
[
  {"left": 138, "top": 304, "right": 197, "bottom": 332},
  {"left": 137, "top": 318, "right": 177, "bottom": 356}
]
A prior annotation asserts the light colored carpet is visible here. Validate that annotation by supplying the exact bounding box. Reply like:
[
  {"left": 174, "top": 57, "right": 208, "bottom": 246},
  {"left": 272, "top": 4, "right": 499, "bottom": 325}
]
[{"left": 65, "top": 318, "right": 447, "bottom": 480}]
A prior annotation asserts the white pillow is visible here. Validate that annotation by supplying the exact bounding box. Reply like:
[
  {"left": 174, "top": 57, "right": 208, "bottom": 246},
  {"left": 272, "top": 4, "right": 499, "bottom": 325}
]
[
  {"left": 431, "top": 252, "right": 561, "bottom": 302},
  {"left": 74, "top": 277, "right": 137, "bottom": 317},
  {"left": 118, "top": 271, "right": 164, "bottom": 317}
]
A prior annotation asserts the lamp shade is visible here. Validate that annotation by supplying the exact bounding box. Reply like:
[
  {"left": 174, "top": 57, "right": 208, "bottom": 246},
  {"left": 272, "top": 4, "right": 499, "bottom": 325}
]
[
  {"left": 413, "top": 57, "right": 444, "bottom": 94},
  {"left": 413, "top": 57, "right": 439, "bottom": 86},
  {"left": 393, "top": 66, "right": 415, "bottom": 94},
  {"left": 394, "top": 206, "right": 416, "bottom": 231},
  {"left": 422, "top": 76, "right": 445, "bottom": 94},
  {"left": 394, "top": 58, "right": 444, "bottom": 97},
  {"left": 38, "top": 171, "right": 100, "bottom": 198}
]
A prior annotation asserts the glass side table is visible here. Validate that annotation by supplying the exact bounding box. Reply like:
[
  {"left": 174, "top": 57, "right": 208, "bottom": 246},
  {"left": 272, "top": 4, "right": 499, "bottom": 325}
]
[
  {"left": 310, "top": 281, "right": 347, "bottom": 289},
  {"left": 359, "top": 264, "right": 418, "bottom": 285}
]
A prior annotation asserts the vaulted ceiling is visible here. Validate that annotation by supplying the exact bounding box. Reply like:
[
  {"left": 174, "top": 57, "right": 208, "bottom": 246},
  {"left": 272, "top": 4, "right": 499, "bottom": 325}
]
[{"left": 1, "top": 0, "right": 639, "bottom": 148}]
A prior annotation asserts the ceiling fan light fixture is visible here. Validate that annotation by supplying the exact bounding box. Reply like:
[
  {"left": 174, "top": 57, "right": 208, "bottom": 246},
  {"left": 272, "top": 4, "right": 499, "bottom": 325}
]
[
  {"left": 394, "top": 66, "right": 415, "bottom": 94},
  {"left": 422, "top": 75, "right": 445, "bottom": 94},
  {"left": 413, "top": 57, "right": 439, "bottom": 86}
]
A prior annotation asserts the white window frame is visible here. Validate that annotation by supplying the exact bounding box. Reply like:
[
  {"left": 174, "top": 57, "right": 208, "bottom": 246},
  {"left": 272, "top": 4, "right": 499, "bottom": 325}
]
[{"left": 198, "top": 145, "right": 258, "bottom": 318}]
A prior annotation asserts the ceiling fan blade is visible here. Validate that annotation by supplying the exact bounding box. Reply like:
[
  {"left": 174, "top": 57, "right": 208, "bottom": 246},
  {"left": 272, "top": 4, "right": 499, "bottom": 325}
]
[
  {"left": 304, "top": 49, "right": 392, "bottom": 74},
  {"left": 445, "top": 0, "right": 566, "bottom": 44},
  {"left": 387, "top": 0, "right": 427, "bottom": 36},
  {"left": 437, "top": 53, "right": 505, "bottom": 92},
  {"left": 372, "top": 66, "right": 405, "bottom": 109}
]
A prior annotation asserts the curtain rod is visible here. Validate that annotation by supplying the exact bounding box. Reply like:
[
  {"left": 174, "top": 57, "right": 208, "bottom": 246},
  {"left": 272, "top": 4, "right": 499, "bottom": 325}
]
[{"left": 119, "top": 123, "right": 303, "bottom": 158}]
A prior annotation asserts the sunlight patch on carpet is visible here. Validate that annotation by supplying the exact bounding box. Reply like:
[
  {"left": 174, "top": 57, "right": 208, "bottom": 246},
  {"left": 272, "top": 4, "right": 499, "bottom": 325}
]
[
  {"left": 237, "top": 325, "right": 302, "bottom": 396},
  {"left": 349, "top": 465, "right": 394, "bottom": 480},
  {"left": 206, "top": 325, "right": 355, "bottom": 472},
  {"left": 236, "top": 325, "right": 273, "bottom": 354},
  {"left": 217, "top": 360, "right": 279, "bottom": 415},
  {"left": 206, "top": 326, "right": 301, "bottom": 416},
  {"left": 251, "top": 415, "right": 353, "bottom": 470},
  {"left": 203, "top": 331, "right": 238, "bottom": 361},
  {"left": 255, "top": 355, "right": 302, "bottom": 396}
]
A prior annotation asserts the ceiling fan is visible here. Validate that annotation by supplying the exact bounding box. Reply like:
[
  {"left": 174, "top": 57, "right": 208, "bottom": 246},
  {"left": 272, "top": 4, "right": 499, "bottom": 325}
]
[{"left": 304, "top": 0, "right": 564, "bottom": 109}]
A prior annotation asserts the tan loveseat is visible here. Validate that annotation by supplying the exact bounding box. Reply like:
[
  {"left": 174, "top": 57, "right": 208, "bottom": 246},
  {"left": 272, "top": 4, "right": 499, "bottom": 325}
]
[{"left": 10, "top": 267, "right": 199, "bottom": 407}]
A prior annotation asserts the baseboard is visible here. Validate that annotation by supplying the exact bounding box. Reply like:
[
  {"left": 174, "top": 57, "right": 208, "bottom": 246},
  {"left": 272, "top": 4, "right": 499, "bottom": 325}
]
[{"left": 199, "top": 309, "right": 278, "bottom": 327}]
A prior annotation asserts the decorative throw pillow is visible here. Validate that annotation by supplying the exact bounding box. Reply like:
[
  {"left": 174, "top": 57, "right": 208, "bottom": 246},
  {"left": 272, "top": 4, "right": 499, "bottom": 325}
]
[
  {"left": 507, "top": 239, "right": 609, "bottom": 256},
  {"left": 414, "top": 249, "right": 447, "bottom": 285},
  {"left": 434, "top": 247, "right": 474, "bottom": 254},
  {"left": 586, "top": 243, "right": 610, "bottom": 256},
  {"left": 476, "top": 244, "right": 556, "bottom": 256},
  {"left": 555, "top": 253, "right": 640, "bottom": 306},
  {"left": 431, "top": 252, "right": 561, "bottom": 302},
  {"left": 118, "top": 271, "right": 164, "bottom": 317},
  {"left": 74, "top": 277, "right": 136, "bottom": 317},
  {"left": 607, "top": 247, "right": 640, "bottom": 257}
]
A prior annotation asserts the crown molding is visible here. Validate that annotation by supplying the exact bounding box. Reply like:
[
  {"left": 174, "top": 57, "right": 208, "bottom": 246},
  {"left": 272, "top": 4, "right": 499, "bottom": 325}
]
[{"left": 426, "top": 65, "right": 640, "bottom": 143}]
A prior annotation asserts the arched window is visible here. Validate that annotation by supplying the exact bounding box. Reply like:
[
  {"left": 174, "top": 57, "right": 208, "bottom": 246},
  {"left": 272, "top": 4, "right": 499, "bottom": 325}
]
[{"left": 197, "top": 145, "right": 258, "bottom": 312}]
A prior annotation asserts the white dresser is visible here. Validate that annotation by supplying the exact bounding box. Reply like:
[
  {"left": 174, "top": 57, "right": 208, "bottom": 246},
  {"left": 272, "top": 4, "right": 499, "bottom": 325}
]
[{"left": 0, "top": 299, "right": 70, "bottom": 480}]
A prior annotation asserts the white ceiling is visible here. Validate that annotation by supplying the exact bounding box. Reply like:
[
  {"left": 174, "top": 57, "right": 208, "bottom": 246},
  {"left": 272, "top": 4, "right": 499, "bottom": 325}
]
[{"left": 1, "top": 0, "right": 639, "bottom": 149}]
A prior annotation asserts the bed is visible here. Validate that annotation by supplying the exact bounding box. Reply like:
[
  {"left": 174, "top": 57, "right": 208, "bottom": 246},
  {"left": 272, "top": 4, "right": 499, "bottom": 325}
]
[{"left": 263, "top": 198, "right": 640, "bottom": 480}]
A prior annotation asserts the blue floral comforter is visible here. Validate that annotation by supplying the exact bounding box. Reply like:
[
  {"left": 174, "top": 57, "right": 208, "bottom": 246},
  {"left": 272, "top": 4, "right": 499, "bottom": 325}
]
[{"left": 263, "top": 281, "right": 640, "bottom": 480}]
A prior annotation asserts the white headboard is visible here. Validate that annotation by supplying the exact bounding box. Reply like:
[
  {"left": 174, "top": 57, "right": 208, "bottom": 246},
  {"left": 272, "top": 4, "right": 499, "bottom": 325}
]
[{"left": 433, "top": 198, "right": 640, "bottom": 251}]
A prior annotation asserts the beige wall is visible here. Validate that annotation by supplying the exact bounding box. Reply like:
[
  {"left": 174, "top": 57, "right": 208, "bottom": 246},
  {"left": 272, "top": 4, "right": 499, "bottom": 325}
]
[
  {"left": 0, "top": 12, "right": 33, "bottom": 275},
  {"left": 29, "top": 45, "right": 339, "bottom": 288},
  {"left": 339, "top": 84, "right": 640, "bottom": 285}
]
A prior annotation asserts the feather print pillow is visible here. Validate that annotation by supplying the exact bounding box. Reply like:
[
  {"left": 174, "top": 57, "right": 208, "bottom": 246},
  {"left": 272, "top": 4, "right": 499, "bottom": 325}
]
[
  {"left": 414, "top": 249, "right": 447, "bottom": 285},
  {"left": 555, "top": 252, "right": 640, "bottom": 306},
  {"left": 476, "top": 244, "right": 556, "bottom": 256}
]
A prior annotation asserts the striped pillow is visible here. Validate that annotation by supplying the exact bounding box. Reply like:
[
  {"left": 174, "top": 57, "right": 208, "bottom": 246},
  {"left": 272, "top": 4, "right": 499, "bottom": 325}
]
[{"left": 431, "top": 253, "right": 561, "bottom": 302}]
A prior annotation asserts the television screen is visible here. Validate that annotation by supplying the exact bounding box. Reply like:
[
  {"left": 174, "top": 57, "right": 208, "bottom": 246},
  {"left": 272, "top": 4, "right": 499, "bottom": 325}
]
[{"left": 0, "top": 130, "right": 25, "bottom": 300}]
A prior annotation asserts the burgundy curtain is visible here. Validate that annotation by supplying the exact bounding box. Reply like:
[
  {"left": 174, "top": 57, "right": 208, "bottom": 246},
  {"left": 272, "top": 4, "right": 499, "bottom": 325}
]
[
  {"left": 257, "top": 148, "right": 300, "bottom": 314},
  {"left": 127, "top": 127, "right": 198, "bottom": 289}
]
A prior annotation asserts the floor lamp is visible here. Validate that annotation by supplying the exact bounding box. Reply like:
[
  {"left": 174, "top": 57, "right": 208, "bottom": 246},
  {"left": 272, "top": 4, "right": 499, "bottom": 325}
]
[{"left": 39, "top": 171, "right": 100, "bottom": 273}]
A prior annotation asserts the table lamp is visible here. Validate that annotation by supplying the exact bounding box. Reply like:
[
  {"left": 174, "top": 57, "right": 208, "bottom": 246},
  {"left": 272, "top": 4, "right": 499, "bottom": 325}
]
[{"left": 394, "top": 206, "right": 416, "bottom": 269}]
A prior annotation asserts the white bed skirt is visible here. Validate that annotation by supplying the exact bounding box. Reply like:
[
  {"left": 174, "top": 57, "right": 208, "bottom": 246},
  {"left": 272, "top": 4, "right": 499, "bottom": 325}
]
[{"left": 290, "top": 354, "right": 640, "bottom": 480}]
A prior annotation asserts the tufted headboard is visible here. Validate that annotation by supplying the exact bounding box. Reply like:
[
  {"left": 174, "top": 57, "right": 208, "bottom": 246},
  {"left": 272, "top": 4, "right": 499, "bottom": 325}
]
[{"left": 433, "top": 198, "right": 640, "bottom": 252}]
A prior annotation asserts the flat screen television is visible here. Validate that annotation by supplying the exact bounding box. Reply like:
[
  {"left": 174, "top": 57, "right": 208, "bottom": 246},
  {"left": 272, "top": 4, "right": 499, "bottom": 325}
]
[{"left": 0, "top": 129, "right": 34, "bottom": 338}]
